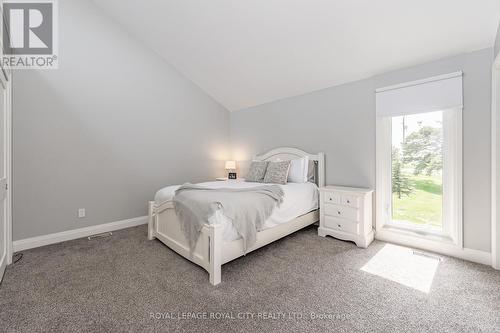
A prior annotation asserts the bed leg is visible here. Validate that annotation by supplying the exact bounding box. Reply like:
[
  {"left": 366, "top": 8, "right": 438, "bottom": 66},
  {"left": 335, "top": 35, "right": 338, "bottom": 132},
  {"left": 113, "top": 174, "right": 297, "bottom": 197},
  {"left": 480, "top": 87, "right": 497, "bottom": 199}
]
[
  {"left": 148, "top": 201, "right": 156, "bottom": 240},
  {"left": 209, "top": 223, "right": 222, "bottom": 285}
]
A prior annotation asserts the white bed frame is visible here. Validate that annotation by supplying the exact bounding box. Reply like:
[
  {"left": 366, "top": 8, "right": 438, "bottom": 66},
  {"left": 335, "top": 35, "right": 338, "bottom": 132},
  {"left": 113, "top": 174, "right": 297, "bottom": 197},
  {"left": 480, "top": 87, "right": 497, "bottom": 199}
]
[{"left": 147, "top": 147, "right": 325, "bottom": 285}]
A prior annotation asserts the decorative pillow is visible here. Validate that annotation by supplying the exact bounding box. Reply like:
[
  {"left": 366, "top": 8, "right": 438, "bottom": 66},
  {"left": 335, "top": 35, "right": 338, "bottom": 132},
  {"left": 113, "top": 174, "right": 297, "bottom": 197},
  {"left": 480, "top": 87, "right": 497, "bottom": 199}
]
[
  {"left": 287, "top": 156, "right": 309, "bottom": 183},
  {"left": 245, "top": 161, "right": 269, "bottom": 182},
  {"left": 264, "top": 161, "right": 291, "bottom": 184}
]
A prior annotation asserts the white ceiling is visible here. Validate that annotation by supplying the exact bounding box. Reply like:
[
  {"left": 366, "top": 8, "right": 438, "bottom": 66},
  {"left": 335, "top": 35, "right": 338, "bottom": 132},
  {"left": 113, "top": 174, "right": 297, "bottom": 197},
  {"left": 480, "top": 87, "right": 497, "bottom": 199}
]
[{"left": 93, "top": 0, "right": 500, "bottom": 111}]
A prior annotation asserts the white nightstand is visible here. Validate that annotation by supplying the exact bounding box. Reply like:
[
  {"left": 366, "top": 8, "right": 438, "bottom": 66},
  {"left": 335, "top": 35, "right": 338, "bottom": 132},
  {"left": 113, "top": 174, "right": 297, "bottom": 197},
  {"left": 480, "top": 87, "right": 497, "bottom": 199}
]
[
  {"left": 216, "top": 177, "right": 244, "bottom": 181},
  {"left": 318, "top": 186, "right": 374, "bottom": 248}
]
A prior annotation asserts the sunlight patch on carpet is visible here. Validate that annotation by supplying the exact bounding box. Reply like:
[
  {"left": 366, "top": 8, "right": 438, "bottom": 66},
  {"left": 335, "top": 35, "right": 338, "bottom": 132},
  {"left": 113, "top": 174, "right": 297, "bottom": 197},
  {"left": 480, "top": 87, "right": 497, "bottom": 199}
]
[{"left": 361, "top": 244, "right": 440, "bottom": 293}]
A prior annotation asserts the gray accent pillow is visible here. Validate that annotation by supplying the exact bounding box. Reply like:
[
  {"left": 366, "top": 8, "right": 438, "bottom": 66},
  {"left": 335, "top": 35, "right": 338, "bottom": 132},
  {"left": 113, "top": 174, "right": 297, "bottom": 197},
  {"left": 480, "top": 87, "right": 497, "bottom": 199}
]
[
  {"left": 264, "top": 161, "right": 291, "bottom": 184},
  {"left": 245, "top": 161, "right": 269, "bottom": 182}
]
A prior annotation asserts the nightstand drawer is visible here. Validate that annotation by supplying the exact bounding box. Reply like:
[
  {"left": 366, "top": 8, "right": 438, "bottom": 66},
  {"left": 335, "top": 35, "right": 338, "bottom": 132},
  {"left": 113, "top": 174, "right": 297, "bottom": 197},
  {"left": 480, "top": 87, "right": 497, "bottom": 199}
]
[
  {"left": 341, "top": 195, "right": 359, "bottom": 208},
  {"left": 323, "top": 203, "right": 359, "bottom": 221},
  {"left": 324, "top": 216, "right": 359, "bottom": 234},
  {"left": 324, "top": 192, "right": 341, "bottom": 204}
]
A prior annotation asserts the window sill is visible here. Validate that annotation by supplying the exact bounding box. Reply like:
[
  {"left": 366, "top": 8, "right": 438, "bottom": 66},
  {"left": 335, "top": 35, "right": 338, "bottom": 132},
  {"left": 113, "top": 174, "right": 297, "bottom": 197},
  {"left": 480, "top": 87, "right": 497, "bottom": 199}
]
[
  {"left": 384, "top": 223, "right": 454, "bottom": 244},
  {"left": 376, "top": 225, "right": 461, "bottom": 256},
  {"left": 375, "top": 226, "right": 491, "bottom": 265}
]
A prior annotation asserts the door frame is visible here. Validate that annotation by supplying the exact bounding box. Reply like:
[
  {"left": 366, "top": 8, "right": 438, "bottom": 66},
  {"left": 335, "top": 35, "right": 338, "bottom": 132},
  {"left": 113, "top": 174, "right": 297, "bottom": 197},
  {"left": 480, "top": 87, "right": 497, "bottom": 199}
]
[
  {"left": 0, "top": 67, "right": 12, "bottom": 282},
  {"left": 0, "top": 67, "right": 12, "bottom": 266},
  {"left": 0, "top": 6, "right": 13, "bottom": 281},
  {"left": 492, "top": 53, "right": 500, "bottom": 270},
  {"left": 5, "top": 71, "right": 11, "bottom": 266}
]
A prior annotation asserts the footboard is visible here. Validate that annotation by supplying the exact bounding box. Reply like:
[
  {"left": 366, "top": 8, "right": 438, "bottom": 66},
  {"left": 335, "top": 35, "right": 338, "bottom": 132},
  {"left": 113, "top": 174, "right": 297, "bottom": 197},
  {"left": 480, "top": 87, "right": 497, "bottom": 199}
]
[
  {"left": 148, "top": 201, "right": 222, "bottom": 285},
  {"left": 148, "top": 199, "right": 318, "bottom": 286}
]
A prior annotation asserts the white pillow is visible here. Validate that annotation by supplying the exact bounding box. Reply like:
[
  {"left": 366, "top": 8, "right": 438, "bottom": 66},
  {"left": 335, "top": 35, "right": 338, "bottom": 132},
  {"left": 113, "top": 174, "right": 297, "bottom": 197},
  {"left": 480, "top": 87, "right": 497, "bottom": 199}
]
[{"left": 287, "top": 156, "right": 309, "bottom": 183}]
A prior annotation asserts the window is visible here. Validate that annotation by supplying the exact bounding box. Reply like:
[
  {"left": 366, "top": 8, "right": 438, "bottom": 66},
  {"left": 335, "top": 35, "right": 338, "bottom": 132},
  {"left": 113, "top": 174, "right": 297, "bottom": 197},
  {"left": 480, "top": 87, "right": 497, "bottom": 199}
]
[
  {"left": 391, "top": 111, "right": 443, "bottom": 231},
  {"left": 376, "top": 72, "right": 462, "bottom": 246}
]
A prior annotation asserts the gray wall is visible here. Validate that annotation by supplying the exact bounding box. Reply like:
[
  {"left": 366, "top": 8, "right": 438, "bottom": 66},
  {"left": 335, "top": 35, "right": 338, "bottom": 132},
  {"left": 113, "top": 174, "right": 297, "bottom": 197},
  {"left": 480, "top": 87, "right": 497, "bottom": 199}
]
[
  {"left": 13, "top": 0, "right": 230, "bottom": 240},
  {"left": 495, "top": 22, "right": 500, "bottom": 60},
  {"left": 231, "top": 79, "right": 376, "bottom": 189},
  {"left": 231, "top": 48, "right": 493, "bottom": 252}
]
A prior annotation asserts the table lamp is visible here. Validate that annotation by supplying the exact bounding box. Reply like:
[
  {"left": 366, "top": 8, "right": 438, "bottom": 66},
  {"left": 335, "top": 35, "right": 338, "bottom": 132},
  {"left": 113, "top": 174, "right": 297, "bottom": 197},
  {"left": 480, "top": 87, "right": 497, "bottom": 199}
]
[{"left": 225, "top": 160, "right": 237, "bottom": 179}]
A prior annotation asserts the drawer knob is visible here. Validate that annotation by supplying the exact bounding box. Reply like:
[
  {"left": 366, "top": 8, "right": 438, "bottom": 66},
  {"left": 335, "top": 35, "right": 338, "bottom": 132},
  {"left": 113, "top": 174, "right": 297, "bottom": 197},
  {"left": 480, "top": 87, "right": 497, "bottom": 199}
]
[
  {"left": 347, "top": 200, "right": 350, "bottom": 203},
  {"left": 337, "top": 211, "right": 341, "bottom": 215},
  {"left": 337, "top": 224, "right": 341, "bottom": 228},
  {"left": 329, "top": 198, "right": 332, "bottom": 201}
]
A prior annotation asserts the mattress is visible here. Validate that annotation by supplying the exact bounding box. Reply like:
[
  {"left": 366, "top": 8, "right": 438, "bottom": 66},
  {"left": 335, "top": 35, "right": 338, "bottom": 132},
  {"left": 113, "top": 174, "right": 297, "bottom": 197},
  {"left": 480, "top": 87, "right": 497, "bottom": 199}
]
[{"left": 154, "top": 180, "right": 319, "bottom": 241}]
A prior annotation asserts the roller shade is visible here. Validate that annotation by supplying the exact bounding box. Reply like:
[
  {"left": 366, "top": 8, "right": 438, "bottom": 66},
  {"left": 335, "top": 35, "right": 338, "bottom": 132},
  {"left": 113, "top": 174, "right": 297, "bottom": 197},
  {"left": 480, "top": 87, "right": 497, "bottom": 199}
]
[{"left": 376, "top": 72, "right": 463, "bottom": 117}]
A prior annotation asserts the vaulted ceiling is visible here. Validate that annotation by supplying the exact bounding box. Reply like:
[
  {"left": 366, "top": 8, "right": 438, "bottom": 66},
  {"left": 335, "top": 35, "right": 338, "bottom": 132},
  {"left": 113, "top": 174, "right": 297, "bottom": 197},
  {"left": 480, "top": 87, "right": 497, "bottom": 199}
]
[{"left": 93, "top": 0, "right": 500, "bottom": 111}]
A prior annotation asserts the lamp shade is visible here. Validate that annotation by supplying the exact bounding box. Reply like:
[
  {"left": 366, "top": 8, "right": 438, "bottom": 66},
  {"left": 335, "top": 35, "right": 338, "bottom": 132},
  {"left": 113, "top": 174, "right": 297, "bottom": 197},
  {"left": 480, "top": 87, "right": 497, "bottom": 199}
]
[{"left": 225, "top": 160, "right": 236, "bottom": 170}]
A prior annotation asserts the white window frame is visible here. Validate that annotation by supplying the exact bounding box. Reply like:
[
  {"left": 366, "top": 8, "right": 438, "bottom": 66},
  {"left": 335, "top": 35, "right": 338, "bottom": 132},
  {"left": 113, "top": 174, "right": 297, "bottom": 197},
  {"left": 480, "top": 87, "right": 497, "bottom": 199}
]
[{"left": 376, "top": 78, "right": 463, "bottom": 249}]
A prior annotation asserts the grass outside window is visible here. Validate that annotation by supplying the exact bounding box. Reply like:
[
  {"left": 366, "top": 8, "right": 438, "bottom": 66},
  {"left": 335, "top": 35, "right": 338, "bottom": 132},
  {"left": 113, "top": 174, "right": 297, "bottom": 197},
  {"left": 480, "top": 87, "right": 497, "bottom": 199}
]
[{"left": 392, "top": 173, "right": 442, "bottom": 228}]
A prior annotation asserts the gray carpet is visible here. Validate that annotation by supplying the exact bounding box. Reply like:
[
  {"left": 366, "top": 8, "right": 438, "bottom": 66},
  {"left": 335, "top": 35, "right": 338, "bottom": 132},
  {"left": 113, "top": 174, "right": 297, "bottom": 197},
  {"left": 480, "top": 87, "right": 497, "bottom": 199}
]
[{"left": 0, "top": 225, "right": 499, "bottom": 333}]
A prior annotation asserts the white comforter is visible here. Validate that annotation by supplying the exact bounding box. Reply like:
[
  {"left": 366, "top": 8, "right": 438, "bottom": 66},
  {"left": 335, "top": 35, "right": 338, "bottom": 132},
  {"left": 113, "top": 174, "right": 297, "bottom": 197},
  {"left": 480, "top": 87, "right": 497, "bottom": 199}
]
[{"left": 154, "top": 180, "right": 319, "bottom": 241}]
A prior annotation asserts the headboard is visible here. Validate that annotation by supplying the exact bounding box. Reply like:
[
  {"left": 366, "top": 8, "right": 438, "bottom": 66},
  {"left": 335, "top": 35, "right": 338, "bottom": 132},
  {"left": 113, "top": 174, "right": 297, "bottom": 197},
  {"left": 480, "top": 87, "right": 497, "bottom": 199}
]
[{"left": 253, "top": 147, "right": 325, "bottom": 187}]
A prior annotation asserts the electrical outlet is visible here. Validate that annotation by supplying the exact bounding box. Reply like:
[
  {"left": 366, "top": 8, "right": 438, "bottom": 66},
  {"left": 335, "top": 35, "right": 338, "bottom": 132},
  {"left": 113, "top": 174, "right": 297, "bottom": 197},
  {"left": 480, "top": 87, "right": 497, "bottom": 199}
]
[{"left": 78, "top": 208, "right": 86, "bottom": 218}]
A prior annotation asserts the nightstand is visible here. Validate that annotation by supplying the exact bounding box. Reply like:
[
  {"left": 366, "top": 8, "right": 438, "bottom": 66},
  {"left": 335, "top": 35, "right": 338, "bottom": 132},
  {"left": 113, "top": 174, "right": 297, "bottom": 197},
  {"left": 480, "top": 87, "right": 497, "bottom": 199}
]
[
  {"left": 215, "top": 177, "right": 244, "bottom": 181},
  {"left": 318, "top": 186, "right": 374, "bottom": 248}
]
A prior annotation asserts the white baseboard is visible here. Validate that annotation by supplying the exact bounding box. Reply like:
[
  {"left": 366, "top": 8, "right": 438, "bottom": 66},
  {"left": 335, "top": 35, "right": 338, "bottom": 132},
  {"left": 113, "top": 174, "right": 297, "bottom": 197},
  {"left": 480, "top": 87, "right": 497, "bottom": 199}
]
[
  {"left": 376, "top": 229, "right": 491, "bottom": 266},
  {"left": 13, "top": 216, "right": 148, "bottom": 253}
]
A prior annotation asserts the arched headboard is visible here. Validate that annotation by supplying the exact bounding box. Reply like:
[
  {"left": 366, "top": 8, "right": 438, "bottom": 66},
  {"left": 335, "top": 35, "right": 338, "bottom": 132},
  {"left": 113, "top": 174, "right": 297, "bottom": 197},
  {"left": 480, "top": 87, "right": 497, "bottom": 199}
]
[{"left": 253, "top": 147, "right": 325, "bottom": 187}]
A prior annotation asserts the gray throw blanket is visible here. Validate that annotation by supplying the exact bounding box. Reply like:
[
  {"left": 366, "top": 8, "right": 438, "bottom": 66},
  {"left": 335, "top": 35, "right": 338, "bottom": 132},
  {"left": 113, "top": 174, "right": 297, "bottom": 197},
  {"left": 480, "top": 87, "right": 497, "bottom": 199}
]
[{"left": 173, "top": 183, "right": 284, "bottom": 254}]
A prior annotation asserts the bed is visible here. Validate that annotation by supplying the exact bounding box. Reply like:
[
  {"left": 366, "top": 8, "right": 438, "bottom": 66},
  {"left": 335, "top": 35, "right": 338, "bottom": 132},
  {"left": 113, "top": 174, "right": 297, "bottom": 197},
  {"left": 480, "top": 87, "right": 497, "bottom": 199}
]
[{"left": 147, "top": 147, "right": 325, "bottom": 285}]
